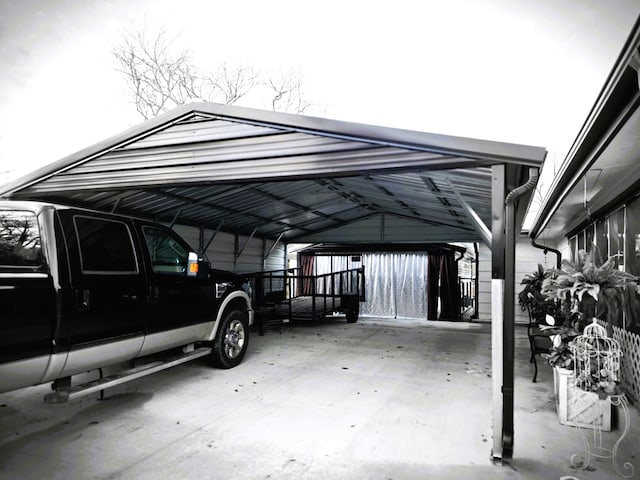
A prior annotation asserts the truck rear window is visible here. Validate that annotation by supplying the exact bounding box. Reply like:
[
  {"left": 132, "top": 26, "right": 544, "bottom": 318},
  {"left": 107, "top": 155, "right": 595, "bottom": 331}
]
[
  {"left": 74, "top": 216, "right": 138, "bottom": 274},
  {"left": 0, "top": 210, "right": 44, "bottom": 270}
]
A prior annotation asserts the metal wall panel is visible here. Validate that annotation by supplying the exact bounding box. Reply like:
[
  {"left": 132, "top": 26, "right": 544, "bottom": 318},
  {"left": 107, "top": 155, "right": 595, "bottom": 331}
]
[
  {"left": 264, "top": 242, "right": 286, "bottom": 272},
  {"left": 171, "top": 225, "right": 285, "bottom": 274},
  {"left": 205, "top": 232, "right": 237, "bottom": 272}
]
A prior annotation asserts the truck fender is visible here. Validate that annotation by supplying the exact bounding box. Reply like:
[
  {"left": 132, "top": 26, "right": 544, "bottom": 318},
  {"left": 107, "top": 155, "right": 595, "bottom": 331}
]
[{"left": 205, "top": 290, "right": 253, "bottom": 341}]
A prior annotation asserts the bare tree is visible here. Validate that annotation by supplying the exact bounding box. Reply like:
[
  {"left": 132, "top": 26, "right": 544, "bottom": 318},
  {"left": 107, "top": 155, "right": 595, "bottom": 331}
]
[
  {"left": 212, "top": 62, "right": 260, "bottom": 105},
  {"left": 113, "top": 23, "right": 313, "bottom": 119},
  {"left": 267, "top": 68, "right": 312, "bottom": 114},
  {"left": 113, "top": 27, "right": 200, "bottom": 119}
]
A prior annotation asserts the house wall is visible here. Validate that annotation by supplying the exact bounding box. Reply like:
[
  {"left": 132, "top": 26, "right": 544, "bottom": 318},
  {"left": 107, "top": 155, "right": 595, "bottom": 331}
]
[
  {"left": 477, "top": 236, "right": 550, "bottom": 324},
  {"left": 554, "top": 237, "right": 571, "bottom": 262},
  {"left": 477, "top": 244, "right": 491, "bottom": 322}
]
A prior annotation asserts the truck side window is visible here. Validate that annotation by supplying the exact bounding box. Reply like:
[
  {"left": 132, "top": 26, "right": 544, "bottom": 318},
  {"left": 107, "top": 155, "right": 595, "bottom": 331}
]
[
  {"left": 0, "top": 210, "right": 44, "bottom": 271},
  {"left": 74, "top": 216, "right": 138, "bottom": 274},
  {"left": 142, "top": 226, "right": 188, "bottom": 275}
]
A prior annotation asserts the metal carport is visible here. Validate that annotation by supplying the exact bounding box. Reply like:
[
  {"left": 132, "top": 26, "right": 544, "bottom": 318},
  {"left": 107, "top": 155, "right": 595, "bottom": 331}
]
[{"left": 0, "top": 101, "right": 546, "bottom": 461}]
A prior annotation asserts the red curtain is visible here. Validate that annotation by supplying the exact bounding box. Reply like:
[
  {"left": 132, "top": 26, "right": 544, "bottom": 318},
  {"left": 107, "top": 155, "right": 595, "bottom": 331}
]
[
  {"left": 438, "top": 253, "right": 460, "bottom": 320},
  {"left": 427, "top": 254, "right": 441, "bottom": 320},
  {"left": 426, "top": 252, "right": 461, "bottom": 321},
  {"left": 300, "top": 255, "right": 315, "bottom": 296}
]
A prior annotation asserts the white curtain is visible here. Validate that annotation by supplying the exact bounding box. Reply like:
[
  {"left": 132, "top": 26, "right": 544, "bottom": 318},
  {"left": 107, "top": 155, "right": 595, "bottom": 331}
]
[
  {"left": 361, "top": 253, "right": 428, "bottom": 319},
  {"left": 314, "top": 256, "right": 349, "bottom": 274}
]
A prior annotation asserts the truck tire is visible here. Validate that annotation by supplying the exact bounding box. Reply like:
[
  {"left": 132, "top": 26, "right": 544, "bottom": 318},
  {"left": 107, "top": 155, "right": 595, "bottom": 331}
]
[
  {"left": 346, "top": 307, "right": 359, "bottom": 323},
  {"left": 211, "top": 308, "right": 249, "bottom": 368}
]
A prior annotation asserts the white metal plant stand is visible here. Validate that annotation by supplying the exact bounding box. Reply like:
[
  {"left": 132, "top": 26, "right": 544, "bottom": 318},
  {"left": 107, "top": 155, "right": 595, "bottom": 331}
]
[
  {"left": 569, "top": 393, "right": 634, "bottom": 478},
  {"left": 569, "top": 320, "right": 635, "bottom": 478}
]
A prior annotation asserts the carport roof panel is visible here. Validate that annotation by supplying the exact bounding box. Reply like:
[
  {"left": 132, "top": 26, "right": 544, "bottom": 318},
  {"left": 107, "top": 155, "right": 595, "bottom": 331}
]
[
  {"left": 0, "top": 102, "right": 546, "bottom": 242},
  {"left": 1, "top": 102, "right": 545, "bottom": 197}
]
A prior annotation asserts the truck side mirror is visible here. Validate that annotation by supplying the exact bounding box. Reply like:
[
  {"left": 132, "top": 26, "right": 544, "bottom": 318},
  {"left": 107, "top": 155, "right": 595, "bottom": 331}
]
[{"left": 187, "top": 252, "right": 199, "bottom": 277}]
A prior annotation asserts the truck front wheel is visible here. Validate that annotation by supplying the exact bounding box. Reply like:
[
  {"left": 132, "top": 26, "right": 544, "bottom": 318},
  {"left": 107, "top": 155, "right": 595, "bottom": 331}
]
[{"left": 211, "top": 309, "right": 249, "bottom": 368}]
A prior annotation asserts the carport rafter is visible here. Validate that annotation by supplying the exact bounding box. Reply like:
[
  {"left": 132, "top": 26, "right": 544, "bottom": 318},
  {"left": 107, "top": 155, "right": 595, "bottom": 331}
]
[
  {"left": 286, "top": 210, "right": 476, "bottom": 243},
  {"left": 420, "top": 175, "right": 465, "bottom": 225},
  {"left": 363, "top": 175, "right": 423, "bottom": 217},
  {"left": 146, "top": 188, "right": 309, "bottom": 236},
  {"left": 316, "top": 178, "right": 382, "bottom": 212},
  {"left": 146, "top": 185, "right": 383, "bottom": 240},
  {"left": 344, "top": 175, "right": 480, "bottom": 224},
  {"left": 447, "top": 178, "right": 492, "bottom": 247},
  {"left": 247, "top": 185, "right": 339, "bottom": 221}
]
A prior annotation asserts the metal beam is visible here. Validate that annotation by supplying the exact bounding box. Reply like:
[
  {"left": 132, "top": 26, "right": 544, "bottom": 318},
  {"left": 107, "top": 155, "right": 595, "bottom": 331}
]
[
  {"left": 235, "top": 227, "right": 257, "bottom": 260},
  {"left": 264, "top": 232, "right": 285, "bottom": 260},
  {"left": 111, "top": 197, "right": 121, "bottom": 213},
  {"left": 203, "top": 221, "right": 224, "bottom": 252},
  {"left": 167, "top": 209, "right": 181, "bottom": 229},
  {"left": 447, "top": 179, "right": 492, "bottom": 247},
  {"left": 503, "top": 167, "right": 538, "bottom": 462},
  {"left": 421, "top": 176, "right": 465, "bottom": 226},
  {"left": 490, "top": 164, "right": 507, "bottom": 463}
]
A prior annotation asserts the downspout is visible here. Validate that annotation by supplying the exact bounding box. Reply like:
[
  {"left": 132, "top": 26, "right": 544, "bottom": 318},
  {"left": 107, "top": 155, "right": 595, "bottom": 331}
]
[
  {"left": 501, "top": 166, "right": 539, "bottom": 459},
  {"left": 531, "top": 239, "right": 562, "bottom": 269},
  {"left": 505, "top": 168, "right": 539, "bottom": 206}
]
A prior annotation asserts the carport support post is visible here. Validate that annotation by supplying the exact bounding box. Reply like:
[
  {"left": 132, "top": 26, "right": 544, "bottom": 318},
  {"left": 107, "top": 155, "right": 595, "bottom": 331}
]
[{"left": 490, "top": 164, "right": 514, "bottom": 463}]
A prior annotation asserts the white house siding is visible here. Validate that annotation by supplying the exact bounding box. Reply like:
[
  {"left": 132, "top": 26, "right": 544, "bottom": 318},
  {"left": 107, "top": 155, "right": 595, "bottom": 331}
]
[
  {"left": 477, "top": 236, "right": 550, "bottom": 324},
  {"left": 555, "top": 237, "right": 571, "bottom": 262},
  {"left": 477, "top": 244, "right": 492, "bottom": 322}
]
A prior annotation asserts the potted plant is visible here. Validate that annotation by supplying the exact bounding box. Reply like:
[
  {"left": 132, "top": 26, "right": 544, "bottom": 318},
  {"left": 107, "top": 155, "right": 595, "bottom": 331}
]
[
  {"left": 539, "top": 248, "right": 638, "bottom": 429},
  {"left": 518, "top": 263, "right": 550, "bottom": 312},
  {"left": 541, "top": 249, "right": 638, "bottom": 336}
]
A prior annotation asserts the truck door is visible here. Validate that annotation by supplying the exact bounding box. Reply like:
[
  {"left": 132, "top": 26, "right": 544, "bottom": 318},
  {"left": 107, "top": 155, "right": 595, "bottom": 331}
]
[
  {"left": 137, "top": 223, "right": 217, "bottom": 342},
  {"left": 0, "top": 208, "right": 56, "bottom": 391},
  {"left": 57, "top": 211, "right": 147, "bottom": 374}
]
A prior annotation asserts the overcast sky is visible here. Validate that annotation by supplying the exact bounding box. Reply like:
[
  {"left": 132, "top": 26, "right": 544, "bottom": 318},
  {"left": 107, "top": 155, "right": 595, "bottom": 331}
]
[{"left": 1, "top": 0, "right": 639, "bottom": 190}]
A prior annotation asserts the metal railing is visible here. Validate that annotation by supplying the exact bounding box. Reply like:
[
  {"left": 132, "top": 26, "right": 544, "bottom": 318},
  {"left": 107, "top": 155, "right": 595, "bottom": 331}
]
[{"left": 459, "top": 276, "right": 476, "bottom": 320}]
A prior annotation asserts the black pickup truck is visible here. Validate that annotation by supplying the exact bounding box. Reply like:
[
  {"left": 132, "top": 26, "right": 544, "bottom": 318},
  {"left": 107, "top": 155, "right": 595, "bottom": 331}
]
[{"left": 0, "top": 201, "right": 253, "bottom": 401}]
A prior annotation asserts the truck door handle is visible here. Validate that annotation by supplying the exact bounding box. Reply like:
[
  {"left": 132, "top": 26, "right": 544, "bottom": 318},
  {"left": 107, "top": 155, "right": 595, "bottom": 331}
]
[
  {"left": 76, "top": 289, "right": 90, "bottom": 311},
  {"left": 149, "top": 285, "right": 160, "bottom": 304}
]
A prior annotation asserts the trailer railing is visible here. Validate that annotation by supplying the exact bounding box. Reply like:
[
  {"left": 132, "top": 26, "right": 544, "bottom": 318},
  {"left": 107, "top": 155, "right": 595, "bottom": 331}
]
[
  {"left": 247, "top": 266, "right": 365, "bottom": 323},
  {"left": 459, "top": 276, "right": 476, "bottom": 320}
]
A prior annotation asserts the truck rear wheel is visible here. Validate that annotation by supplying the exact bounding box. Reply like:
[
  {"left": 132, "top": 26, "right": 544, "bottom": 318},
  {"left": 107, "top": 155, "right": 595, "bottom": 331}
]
[{"left": 211, "top": 309, "right": 249, "bottom": 368}]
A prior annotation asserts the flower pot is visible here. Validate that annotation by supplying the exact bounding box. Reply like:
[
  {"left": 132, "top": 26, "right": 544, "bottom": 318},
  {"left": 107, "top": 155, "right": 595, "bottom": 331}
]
[{"left": 553, "top": 366, "right": 611, "bottom": 431}]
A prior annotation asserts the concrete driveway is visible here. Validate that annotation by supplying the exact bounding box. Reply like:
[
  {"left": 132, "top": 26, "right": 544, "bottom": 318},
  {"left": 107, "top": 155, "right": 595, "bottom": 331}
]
[{"left": 0, "top": 318, "right": 637, "bottom": 479}]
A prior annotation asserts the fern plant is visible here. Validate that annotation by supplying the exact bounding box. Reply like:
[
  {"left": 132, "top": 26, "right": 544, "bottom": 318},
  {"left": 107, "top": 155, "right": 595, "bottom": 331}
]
[{"left": 541, "top": 248, "right": 638, "bottom": 336}]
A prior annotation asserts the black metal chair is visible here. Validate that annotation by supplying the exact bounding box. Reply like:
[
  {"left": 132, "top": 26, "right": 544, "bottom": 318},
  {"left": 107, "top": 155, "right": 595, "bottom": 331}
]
[{"left": 527, "top": 303, "right": 553, "bottom": 383}]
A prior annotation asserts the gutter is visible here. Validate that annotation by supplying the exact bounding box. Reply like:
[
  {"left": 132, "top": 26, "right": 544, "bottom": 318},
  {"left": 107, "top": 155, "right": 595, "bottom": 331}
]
[{"left": 529, "top": 16, "right": 640, "bottom": 240}]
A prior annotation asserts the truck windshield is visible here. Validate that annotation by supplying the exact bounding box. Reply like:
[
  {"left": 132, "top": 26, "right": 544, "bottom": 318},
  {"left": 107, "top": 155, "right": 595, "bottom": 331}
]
[{"left": 0, "top": 210, "right": 44, "bottom": 270}]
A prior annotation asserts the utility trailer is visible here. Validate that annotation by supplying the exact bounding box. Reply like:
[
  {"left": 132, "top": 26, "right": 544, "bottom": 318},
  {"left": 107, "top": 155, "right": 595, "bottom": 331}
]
[{"left": 249, "top": 267, "right": 365, "bottom": 333}]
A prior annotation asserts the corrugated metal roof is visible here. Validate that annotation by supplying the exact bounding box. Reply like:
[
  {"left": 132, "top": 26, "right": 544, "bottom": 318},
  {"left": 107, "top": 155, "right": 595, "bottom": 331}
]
[{"left": 0, "top": 102, "right": 546, "bottom": 244}]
